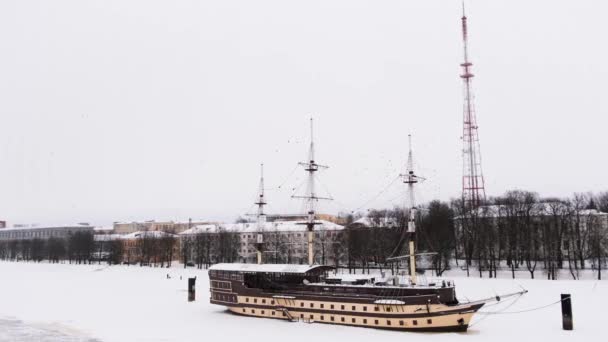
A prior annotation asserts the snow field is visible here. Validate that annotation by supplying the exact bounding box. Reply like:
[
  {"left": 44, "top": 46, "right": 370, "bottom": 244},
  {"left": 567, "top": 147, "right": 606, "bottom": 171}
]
[{"left": 0, "top": 261, "right": 605, "bottom": 342}]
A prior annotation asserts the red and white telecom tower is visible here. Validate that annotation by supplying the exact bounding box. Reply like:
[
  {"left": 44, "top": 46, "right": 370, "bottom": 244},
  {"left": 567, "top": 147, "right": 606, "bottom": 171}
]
[{"left": 460, "top": 4, "right": 486, "bottom": 208}]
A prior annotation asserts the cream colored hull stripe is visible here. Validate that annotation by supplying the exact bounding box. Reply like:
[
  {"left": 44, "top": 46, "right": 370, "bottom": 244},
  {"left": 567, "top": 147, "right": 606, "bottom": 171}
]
[
  {"left": 236, "top": 296, "right": 475, "bottom": 316},
  {"left": 228, "top": 306, "right": 474, "bottom": 329}
]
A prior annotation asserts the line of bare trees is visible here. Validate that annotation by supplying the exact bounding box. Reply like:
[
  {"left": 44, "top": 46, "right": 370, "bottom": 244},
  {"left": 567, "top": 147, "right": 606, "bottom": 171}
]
[
  {"left": 0, "top": 231, "right": 96, "bottom": 264},
  {"left": 1, "top": 191, "right": 605, "bottom": 280},
  {"left": 455, "top": 191, "right": 608, "bottom": 280},
  {"left": 180, "top": 228, "right": 240, "bottom": 269},
  {"left": 341, "top": 190, "right": 608, "bottom": 280}
]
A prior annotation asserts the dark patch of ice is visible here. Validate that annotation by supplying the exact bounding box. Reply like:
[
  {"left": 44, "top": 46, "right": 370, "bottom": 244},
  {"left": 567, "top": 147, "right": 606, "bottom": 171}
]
[{"left": 0, "top": 318, "right": 101, "bottom": 342}]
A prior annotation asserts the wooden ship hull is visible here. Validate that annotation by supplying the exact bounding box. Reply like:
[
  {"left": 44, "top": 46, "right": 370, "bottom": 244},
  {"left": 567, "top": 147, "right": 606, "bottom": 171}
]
[{"left": 209, "top": 264, "right": 484, "bottom": 332}]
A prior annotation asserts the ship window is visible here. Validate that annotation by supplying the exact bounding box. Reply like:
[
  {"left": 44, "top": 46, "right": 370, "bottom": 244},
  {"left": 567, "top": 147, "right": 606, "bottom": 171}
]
[
  {"left": 254, "top": 299, "right": 257, "bottom": 303},
  {"left": 352, "top": 318, "right": 356, "bottom": 323},
  {"left": 320, "top": 316, "right": 324, "bottom": 320},
  {"left": 374, "top": 307, "right": 379, "bottom": 312},
  {"left": 427, "top": 319, "right": 432, "bottom": 324},
  {"left": 386, "top": 307, "right": 391, "bottom": 312},
  {"left": 271, "top": 300, "right": 275, "bottom": 305},
  {"left": 300, "top": 314, "right": 304, "bottom": 318},
  {"left": 320, "top": 304, "right": 324, "bottom": 308},
  {"left": 363, "top": 319, "right": 367, "bottom": 324},
  {"left": 246, "top": 298, "right": 249, "bottom": 303},
  {"left": 261, "top": 310, "right": 265, "bottom": 315},
  {"left": 282, "top": 312, "right": 286, "bottom": 317},
  {"left": 242, "top": 308, "right": 246, "bottom": 313},
  {"left": 413, "top": 320, "right": 418, "bottom": 326},
  {"left": 341, "top": 317, "right": 345, "bottom": 322},
  {"left": 272, "top": 311, "right": 275, "bottom": 316},
  {"left": 252, "top": 309, "right": 255, "bottom": 314},
  {"left": 310, "top": 303, "right": 314, "bottom": 308},
  {"left": 331, "top": 317, "right": 334, "bottom": 321},
  {"left": 262, "top": 299, "right": 266, "bottom": 304},
  {"left": 331, "top": 304, "right": 334, "bottom": 309},
  {"left": 300, "top": 303, "right": 304, "bottom": 307},
  {"left": 310, "top": 315, "right": 313, "bottom": 319},
  {"left": 351, "top": 306, "right": 356, "bottom": 311},
  {"left": 399, "top": 320, "right": 404, "bottom": 326},
  {"left": 387, "top": 320, "right": 391, "bottom": 326},
  {"left": 341, "top": 305, "right": 345, "bottom": 310},
  {"left": 374, "top": 320, "right": 379, "bottom": 325},
  {"left": 363, "top": 306, "right": 367, "bottom": 311}
]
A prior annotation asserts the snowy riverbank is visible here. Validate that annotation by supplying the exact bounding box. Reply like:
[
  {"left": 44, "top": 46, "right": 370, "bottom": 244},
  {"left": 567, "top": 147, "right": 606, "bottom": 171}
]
[{"left": 0, "top": 261, "right": 605, "bottom": 342}]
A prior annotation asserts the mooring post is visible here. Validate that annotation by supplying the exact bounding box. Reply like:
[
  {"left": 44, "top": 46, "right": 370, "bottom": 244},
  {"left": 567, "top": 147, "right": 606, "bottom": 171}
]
[
  {"left": 561, "top": 294, "right": 573, "bottom": 330},
  {"left": 188, "top": 277, "right": 196, "bottom": 302}
]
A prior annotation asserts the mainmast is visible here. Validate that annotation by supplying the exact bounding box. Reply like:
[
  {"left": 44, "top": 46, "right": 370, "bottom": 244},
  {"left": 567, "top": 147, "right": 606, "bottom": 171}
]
[
  {"left": 400, "top": 135, "right": 424, "bottom": 284},
  {"left": 254, "top": 163, "right": 267, "bottom": 264},
  {"left": 460, "top": 2, "right": 486, "bottom": 209},
  {"left": 293, "top": 118, "right": 331, "bottom": 265}
]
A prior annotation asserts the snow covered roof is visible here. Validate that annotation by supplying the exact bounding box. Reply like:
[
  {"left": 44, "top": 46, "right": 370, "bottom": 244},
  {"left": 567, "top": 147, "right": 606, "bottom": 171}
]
[
  {"left": 1, "top": 223, "right": 94, "bottom": 232},
  {"left": 93, "top": 234, "right": 123, "bottom": 241},
  {"left": 455, "top": 203, "right": 608, "bottom": 219},
  {"left": 121, "top": 231, "right": 178, "bottom": 239},
  {"left": 179, "top": 219, "right": 343, "bottom": 235},
  {"left": 209, "top": 263, "right": 333, "bottom": 274},
  {"left": 351, "top": 216, "right": 399, "bottom": 228}
]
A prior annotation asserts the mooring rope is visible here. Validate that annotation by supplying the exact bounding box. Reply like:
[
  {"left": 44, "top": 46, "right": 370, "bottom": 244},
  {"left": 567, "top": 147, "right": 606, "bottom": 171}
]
[
  {"left": 470, "top": 294, "right": 568, "bottom": 328},
  {"left": 479, "top": 297, "right": 566, "bottom": 315},
  {"left": 469, "top": 293, "right": 524, "bottom": 327}
]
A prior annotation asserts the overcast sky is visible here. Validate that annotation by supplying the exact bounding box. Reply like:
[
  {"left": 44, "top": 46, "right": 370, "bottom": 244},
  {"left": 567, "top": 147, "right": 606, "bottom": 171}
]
[{"left": 0, "top": 0, "right": 606, "bottom": 226}]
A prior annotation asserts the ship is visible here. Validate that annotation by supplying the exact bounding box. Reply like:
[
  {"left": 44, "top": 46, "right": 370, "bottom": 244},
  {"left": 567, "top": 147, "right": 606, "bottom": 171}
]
[{"left": 207, "top": 117, "right": 511, "bottom": 332}]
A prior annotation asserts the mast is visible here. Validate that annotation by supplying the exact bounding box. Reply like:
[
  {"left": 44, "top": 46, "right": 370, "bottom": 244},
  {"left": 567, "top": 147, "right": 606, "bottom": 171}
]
[
  {"left": 460, "top": 2, "right": 486, "bottom": 209},
  {"left": 401, "top": 134, "right": 424, "bottom": 284},
  {"left": 254, "top": 164, "right": 267, "bottom": 264},
  {"left": 293, "top": 118, "right": 331, "bottom": 265}
]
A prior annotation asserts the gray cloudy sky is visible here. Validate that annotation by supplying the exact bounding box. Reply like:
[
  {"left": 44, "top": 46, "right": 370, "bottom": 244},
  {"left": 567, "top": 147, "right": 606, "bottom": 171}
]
[{"left": 0, "top": 0, "right": 606, "bottom": 226}]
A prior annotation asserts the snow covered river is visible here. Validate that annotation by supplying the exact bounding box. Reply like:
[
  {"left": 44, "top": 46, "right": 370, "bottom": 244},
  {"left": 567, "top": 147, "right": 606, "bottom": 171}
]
[{"left": 0, "top": 261, "right": 604, "bottom": 342}]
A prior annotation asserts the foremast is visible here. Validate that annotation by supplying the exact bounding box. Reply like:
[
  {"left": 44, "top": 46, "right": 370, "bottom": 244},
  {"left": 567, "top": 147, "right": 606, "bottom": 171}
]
[{"left": 255, "top": 163, "right": 267, "bottom": 264}]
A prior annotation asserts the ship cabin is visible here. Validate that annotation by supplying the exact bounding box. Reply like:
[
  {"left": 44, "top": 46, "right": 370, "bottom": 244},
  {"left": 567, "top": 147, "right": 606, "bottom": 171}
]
[{"left": 209, "top": 263, "right": 458, "bottom": 306}]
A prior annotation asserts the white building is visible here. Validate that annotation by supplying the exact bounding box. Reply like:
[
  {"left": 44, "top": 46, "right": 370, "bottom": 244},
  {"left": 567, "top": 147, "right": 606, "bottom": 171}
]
[
  {"left": 0, "top": 223, "right": 94, "bottom": 241},
  {"left": 179, "top": 219, "right": 345, "bottom": 264}
]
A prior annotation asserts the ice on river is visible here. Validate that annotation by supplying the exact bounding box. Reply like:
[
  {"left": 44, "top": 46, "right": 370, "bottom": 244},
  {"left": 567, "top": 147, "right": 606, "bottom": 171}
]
[{"left": 0, "top": 261, "right": 605, "bottom": 342}]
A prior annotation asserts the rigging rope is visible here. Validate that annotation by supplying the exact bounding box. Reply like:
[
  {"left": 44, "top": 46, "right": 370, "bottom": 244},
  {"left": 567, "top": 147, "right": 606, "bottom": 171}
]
[
  {"left": 265, "top": 164, "right": 301, "bottom": 191},
  {"left": 352, "top": 175, "right": 401, "bottom": 213}
]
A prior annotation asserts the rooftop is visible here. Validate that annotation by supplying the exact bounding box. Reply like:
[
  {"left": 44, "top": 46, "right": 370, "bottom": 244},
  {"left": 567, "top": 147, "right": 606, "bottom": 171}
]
[
  {"left": 209, "top": 263, "right": 333, "bottom": 274},
  {"left": 0, "top": 223, "right": 94, "bottom": 232},
  {"left": 179, "top": 219, "right": 343, "bottom": 235}
]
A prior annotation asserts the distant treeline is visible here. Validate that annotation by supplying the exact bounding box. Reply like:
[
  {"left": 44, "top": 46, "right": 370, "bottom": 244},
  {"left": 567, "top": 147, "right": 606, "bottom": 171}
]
[
  {"left": 0, "top": 231, "right": 98, "bottom": 264},
  {"left": 1, "top": 190, "right": 606, "bottom": 280}
]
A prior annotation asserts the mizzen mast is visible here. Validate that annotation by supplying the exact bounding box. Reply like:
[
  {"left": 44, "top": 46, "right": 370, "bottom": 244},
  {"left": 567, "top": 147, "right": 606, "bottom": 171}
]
[{"left": 401, "top": 134, "right": 424, "bottom": 284}]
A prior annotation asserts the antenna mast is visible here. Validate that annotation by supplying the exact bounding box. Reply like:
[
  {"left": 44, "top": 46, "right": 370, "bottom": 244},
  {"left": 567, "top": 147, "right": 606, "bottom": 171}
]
[
  {"left": 460, "top": 3, "right": 486, "bottom": 209},
  {"left": 293, "top": 118, "right": 331, "bottom": 265},
  {"left": 255, "top": 163, "right": 267, "bottom": 264},
  {"left": 400, "top": 134, "right": 424, "bottom": 284}
]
